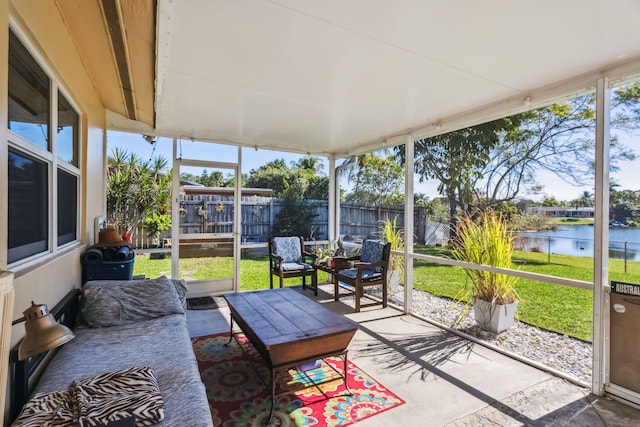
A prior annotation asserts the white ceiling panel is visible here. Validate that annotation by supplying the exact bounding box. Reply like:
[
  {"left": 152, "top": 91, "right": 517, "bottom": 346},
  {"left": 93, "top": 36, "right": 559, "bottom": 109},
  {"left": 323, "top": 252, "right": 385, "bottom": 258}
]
[{"left": 139, "top": 0, "right": 640, "bottom": 156}]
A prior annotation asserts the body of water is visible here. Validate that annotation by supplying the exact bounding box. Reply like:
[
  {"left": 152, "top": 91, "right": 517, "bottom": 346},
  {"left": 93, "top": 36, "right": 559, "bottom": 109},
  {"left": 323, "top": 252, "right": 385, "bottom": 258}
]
[{"left": 517, "top": 225, "right": 640, "bottom": 261}]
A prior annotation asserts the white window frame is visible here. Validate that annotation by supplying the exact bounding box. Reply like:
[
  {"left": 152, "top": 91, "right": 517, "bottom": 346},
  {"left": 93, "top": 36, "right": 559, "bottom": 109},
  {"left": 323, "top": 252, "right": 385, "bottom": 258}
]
[{"left": 6, "top": 26, "right": 82, "bottom": 270}]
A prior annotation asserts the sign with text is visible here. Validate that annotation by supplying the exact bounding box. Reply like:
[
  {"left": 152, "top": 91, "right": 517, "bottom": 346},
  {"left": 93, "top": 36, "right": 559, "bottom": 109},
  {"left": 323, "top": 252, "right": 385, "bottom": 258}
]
[{"left": 611, "top": 281, "right": 640, "bottom": 296}]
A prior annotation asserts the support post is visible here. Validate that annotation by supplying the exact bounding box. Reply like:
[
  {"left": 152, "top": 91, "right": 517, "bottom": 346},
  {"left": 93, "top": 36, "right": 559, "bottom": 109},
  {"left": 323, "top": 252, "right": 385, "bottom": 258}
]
[
  {"left": 404, "top": 135, "right": 414, "bottom": 314},
  {"left": 171, "top": 138, "right": 180, "bottom": 279},
  {"left": 592, "top": 77, "right": 610, "bottom": 396},
  {"left": 234, "top": 146, "right": 242, "bottom": 293},
  {"left": 328, "top": 156, "right": 337, "bottom": 243}
]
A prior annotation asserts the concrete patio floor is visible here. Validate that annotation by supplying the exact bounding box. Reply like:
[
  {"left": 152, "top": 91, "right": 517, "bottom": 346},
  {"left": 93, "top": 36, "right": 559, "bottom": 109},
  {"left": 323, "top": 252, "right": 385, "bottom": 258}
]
[{"left": 186, "top": 284, "right": 640, "bottom": 426}]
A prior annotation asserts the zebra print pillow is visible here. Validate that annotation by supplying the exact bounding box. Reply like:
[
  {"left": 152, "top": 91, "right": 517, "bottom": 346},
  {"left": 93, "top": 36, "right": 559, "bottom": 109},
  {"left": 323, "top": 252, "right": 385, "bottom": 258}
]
[
  {"left": 11, "top": 390, "right": 74, "bottom": 426},
  {"left": 71, "top": 366, "right": 164, "bottom": 426},
  {"left": 12, "top": 367, "right": 164, "bottom": 427}
]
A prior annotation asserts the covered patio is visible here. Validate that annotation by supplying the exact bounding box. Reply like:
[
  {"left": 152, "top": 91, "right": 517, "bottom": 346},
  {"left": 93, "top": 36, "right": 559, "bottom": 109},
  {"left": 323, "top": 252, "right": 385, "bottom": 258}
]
[
  {"left": 94, "top": 0, "right": 640, "bottom": 409},
  {"left": 5, "top": 0, "right": 640, "bottom": 424}
]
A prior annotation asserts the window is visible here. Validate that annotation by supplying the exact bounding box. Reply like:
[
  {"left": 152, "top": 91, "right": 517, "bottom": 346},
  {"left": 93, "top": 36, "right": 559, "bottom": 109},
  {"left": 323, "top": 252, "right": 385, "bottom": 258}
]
[
  {"left": 7, "top": 29, "right": 80, "bottom": 266},
  {"left": 8, "top": 29, "right": 50, "bottom": 151},
  {"left": 57, "top": 169, "right": 78, "bottom": 246},
  {"left": 57, "top": 90, "right": 79, "bottom": 166},
  {"left": 7, "top": 149, "right": 48, "bottom": 264}
]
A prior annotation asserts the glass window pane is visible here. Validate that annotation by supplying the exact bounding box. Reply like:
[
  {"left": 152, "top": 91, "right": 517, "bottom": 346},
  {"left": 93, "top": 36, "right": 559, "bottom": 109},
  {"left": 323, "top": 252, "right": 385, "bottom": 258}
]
[
  {"left": 57, "top": 169, "right": 78, "bottom": 246},
  {"left": 57, "top": 91, "right": 79, "bottom": 165},
  {"left": 8, "top": 149, "right": 48, "bottom": 263},
  {"left": 8, "top": 30, "right": 50, "bottom": 151}
]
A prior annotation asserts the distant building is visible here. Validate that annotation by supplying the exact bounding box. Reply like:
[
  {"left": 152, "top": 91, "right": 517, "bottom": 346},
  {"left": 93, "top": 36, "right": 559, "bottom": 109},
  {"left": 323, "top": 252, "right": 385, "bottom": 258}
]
[{"left": 527, "top": 206, "right": 594, "bottom": 218}]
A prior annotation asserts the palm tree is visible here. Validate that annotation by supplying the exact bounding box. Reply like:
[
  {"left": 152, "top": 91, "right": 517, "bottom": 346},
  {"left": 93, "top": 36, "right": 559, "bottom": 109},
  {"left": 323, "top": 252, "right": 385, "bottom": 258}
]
[
  {"left": 296, "top": 156, "right": 325, "bottom": 175},
  {"left": 576, "top": 191, "right": 593, "bottom": 207},
  {"left": 339, "top": 152, "right": 404, "bottom": 205},
  {"left": 573, "top": 191, "right": 594, "bottom": 208}
]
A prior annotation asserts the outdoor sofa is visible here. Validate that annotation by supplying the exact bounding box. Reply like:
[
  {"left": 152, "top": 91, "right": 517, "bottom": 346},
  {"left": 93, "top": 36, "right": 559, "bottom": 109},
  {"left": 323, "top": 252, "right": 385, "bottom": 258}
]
[{"left": 11, "top": 276, "right": 212, "bottom": 426}]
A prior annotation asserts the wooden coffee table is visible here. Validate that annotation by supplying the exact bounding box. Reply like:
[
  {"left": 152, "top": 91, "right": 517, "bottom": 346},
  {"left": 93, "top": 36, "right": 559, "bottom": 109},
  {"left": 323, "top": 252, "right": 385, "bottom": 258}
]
[{"left": 223, "top": 287, "right": 358, "bottom": 419}]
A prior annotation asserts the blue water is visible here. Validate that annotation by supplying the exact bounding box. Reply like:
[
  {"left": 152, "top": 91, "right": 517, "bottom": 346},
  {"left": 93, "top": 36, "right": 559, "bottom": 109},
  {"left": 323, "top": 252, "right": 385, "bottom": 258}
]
[{"left": 517, "top": 225, "right": 640, "bottom": 261}]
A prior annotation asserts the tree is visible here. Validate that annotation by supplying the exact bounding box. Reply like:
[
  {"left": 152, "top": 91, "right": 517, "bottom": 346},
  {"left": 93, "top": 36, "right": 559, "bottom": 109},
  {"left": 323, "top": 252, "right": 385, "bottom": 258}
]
[
  {"left": 571, "top": 191, "right": 594, "bottom": 208},
  {"left": 106, "top": 148, "right": 172, "bottom": 234},
  {"left": 246, "top": 156, "right": 328, "bottom": 199},
  {"left": 475, "top": 94, "right": 635, "bottom": 205},
  {"left": 180, "top": 169, "right": 226, "bottom": 187},
  {"left": 295, "top": 156, "right": 324, "bottom": 175},
  {"left": 513, "top": 198, "right": 537, "bottom": 213},
  {"left": 396, "top": 82, "right": 640, "bottom": 228},
  {"left": 246, "top": 156, "right": 327, "bottom": 237},
  {"left": 144, "top": 211, "right": 172, "bottom": 243},
  {"left": 424, "top": 198, "right": 450, "bottom": 223},
  {"left": 305, "top": 175, "right": 330, "bottom": 200},
  {"left": 610, "top": 189, "right": 640, "bottom": 225},
  {"left": 246, "top": 159, "right": 294, "bottom": 196},
  {"left": 541, "top": 196, "right": 565, "bottom": 207},
  {"left": 272, "top": 182, "right": 318, "bottom": 238},
  {"left": 342, "top": 152, "right": 404, "bottom": 205},
  {"left": 413, "top": 193, "right": 431, "bottom": 207},
  {"left": 397, "top": 118, "right": 519, "bottom": 230},
  {"left": 294, "top": 156, "right": 329, "bottom": 200}
]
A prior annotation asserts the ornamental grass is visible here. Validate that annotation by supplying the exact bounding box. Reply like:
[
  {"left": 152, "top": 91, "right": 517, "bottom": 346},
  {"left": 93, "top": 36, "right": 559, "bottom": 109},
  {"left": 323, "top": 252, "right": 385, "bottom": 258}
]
[{"left": 452, "top": 211, "right": 519, "bottom": 305}]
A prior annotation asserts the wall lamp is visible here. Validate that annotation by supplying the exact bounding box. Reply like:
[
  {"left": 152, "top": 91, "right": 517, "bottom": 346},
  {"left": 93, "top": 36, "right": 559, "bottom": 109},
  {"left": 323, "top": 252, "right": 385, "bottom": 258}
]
[{"left": 12, "top": 302, "right": 75, "bottom": 361}]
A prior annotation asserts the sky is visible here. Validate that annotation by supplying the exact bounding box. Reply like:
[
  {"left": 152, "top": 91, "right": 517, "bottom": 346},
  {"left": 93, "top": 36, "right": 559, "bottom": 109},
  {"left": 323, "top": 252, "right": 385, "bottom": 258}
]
[
  {"left": 107, "top": 130, "right": 640, "bottom": 203},
  {"left": 106, "top": 131, "right": 314, "bottom": 178}
]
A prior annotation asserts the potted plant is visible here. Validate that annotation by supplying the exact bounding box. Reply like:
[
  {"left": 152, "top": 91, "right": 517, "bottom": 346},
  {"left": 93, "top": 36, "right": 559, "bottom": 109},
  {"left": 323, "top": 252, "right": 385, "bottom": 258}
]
[
  {"left": 451, "top": 210, "right": 519, "bottom": 334},
  {"left": 311, "top": 245, "right": 333, "bottom": 266},
  {"left": 380, "top": 217, "right": 405, "bottom": 293}
]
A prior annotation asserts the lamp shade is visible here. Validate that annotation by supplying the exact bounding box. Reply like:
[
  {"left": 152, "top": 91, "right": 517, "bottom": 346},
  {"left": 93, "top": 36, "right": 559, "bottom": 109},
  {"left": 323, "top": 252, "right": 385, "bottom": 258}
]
[{"left": 17, "top": 302, "right": 74, "bottom": 361}]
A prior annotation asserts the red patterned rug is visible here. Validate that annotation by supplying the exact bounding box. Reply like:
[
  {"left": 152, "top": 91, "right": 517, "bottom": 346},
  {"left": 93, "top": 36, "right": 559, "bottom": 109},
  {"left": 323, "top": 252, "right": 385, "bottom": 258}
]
[{"left": 192, "top": 332, "right": 405, "bottom": 426}]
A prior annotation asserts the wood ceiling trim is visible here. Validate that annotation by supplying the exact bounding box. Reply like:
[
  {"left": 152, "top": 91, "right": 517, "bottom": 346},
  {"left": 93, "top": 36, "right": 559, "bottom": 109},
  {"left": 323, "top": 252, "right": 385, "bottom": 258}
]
[{"left": 100, "top": 0, "right": 136, "bottom": 120}]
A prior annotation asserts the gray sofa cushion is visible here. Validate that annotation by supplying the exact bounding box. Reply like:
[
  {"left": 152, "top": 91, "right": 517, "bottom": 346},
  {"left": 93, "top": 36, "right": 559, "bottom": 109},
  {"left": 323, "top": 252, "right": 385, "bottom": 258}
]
[{"left": 82, "top": 276, "right": 185, "bottom": 328}]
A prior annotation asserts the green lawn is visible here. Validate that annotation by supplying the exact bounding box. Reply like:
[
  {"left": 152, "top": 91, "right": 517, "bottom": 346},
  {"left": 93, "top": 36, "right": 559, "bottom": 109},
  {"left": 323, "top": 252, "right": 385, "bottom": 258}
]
[
  {"left": 413, "top": 245, "right": 640, "bottom": 342},
  {"left": 133, "top": 246, "right": 640, "bottom": 342},
  {"left": 132, "top": 254, "right": 329, "bottom": 290},
  {"left": 555, "top": 217, "right": 594, "bottom": 225}
]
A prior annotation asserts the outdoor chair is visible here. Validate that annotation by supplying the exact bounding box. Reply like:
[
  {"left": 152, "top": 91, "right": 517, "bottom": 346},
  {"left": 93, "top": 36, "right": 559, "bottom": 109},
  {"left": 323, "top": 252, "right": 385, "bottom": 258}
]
[
  {"left": 269, "top": 236, "right": 318, "bottom": 295},
  {"left": 333, "top": 239, "right": 391, "bottom": 312}
]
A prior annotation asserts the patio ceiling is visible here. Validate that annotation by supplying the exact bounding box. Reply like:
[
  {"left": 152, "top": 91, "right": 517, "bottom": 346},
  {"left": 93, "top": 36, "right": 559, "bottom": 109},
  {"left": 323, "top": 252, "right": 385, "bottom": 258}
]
[{"left": 61, "top": 0, "right": 640, "bottom": 157}]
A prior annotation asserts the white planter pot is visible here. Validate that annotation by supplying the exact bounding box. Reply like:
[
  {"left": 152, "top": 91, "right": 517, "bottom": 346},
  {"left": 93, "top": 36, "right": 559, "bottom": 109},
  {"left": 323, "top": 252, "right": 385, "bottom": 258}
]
[
  {"left": 387, "top": 269, "right": 401, "bottom": 294},
  {"left": 472, "top": 298, "right": 519, "bottom": 334}
]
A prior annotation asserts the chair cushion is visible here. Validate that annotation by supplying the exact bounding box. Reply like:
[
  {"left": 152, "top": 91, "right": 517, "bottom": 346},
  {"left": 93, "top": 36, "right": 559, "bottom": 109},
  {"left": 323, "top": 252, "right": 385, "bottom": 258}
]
[
  {"left": 281, "top": 262, "right": 314, "bottom": 271},
  {"left": 338, "top": 268, "right": 382, "bottom": 281},
  {"left": 360, "top": 240, "right": 384, "bottom": 263},
  {"left": 273, "top": 237, "right": 302, "bottom": 263}
]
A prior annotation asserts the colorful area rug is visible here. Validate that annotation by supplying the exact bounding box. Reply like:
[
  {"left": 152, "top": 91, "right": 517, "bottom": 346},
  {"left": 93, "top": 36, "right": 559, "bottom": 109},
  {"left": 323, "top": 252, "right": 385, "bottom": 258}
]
[{"left": 192, "top": 332, "right": 405, "bottom": 426}]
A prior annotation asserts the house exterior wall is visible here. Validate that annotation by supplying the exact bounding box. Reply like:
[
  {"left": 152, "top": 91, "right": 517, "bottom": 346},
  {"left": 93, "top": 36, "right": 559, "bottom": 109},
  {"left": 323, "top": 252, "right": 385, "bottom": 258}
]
[{"left": 3, "top": 1, "right": 107, "bottom": 349}]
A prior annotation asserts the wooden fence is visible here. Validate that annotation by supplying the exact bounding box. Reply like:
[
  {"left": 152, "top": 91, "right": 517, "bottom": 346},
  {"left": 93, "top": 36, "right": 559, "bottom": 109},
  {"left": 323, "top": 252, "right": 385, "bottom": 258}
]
[{"left": 129, "top": 196, "right": 435, "bottom": 249}]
